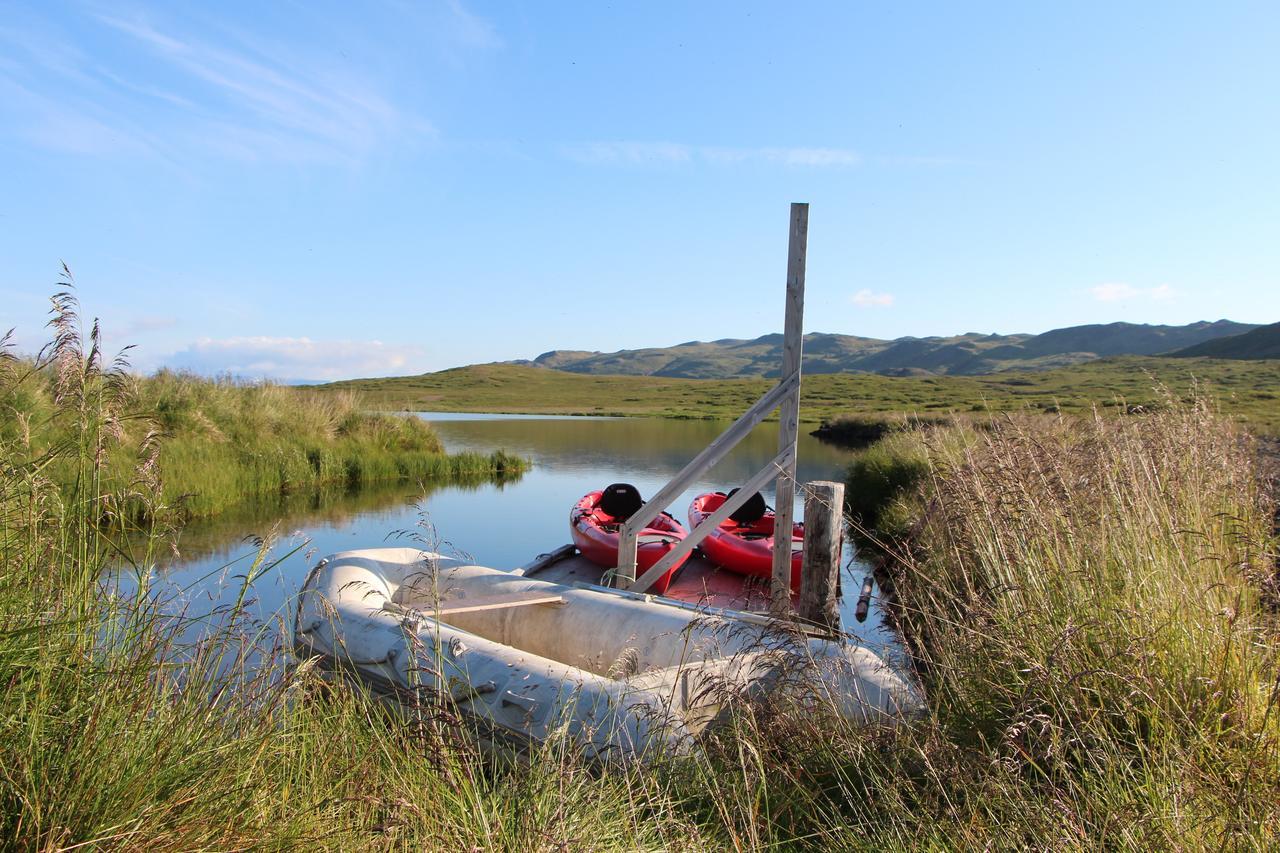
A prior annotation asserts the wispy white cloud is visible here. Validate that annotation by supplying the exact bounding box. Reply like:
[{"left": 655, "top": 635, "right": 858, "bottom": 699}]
[
  {"left": 1090, "top": 282, "right": 1173, "bottom": 302},
  {"left": 567, "top": 141, "right": 694, "bottom": 165},
  {"left": 95, "top": 13, "right": 431, "bottom": 163},
  {"left": 850, "top": 289, "right": 894, "bottom": 308},
  {"left": 563, "top": 141, "right": 860, "bottom": 168},
  {"left": 443, "top": 0, "right": 504, "bottom": 50},
  {"left": 166, "top": 336, "right": 426, "bottom": 381},
  {"left": 876, "top": 154, "right": 982, "bottom": 167},
  {"left": 0, "top": 7, "right": 444, "bottom": 166},
  {"left": 9, "top": 91, "right": 157, "bottom": 156},
  {"left": 773, "top": 147, "right": 860, "bottom": 167},
  {"left": 563, "top": 142, "right": 985, "bottom": 170}
]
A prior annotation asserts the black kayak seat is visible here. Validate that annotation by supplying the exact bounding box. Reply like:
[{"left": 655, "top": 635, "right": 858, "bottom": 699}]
[
  {"left": 598, "top": 482, "right": 644, "bottom": 520},
  {"left": 726, "top": 488, "right": 768, "bottom": 524}
]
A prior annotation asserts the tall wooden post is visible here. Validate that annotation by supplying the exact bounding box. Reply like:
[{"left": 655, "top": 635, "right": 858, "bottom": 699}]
[
  {"left": 799, "top": 480, "right": 844, "bottom": 630},
  {"left": 771, "top": 202, "right": 807, "bottom": 614}
]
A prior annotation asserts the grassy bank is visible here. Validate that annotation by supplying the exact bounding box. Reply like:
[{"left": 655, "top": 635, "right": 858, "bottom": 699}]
[
  {"left": 7, "top": 366, "right": 1276, "bottom": 847},
  {"left": 844, "top": 396, "right": 1280, "bottom": 845},
  {"left": 1, "top": 298, "right": 524, "bottom": 521},
  {"left": 324, "top": 357, "right": 1280, "bottom": 434},
  {"left": 4, "top": 300, "right": 1277, "bottom": 847},
  {"left": 0, "top": 435, "right": 665, "bottom": 847},
  {"left": 137, "top": 371, "right": 524, "bottom": 519}
]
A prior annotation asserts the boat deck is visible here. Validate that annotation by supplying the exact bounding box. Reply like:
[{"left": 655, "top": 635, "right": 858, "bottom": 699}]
[{"left": 519, "top": 544, "right": 787, "bottom": 613}]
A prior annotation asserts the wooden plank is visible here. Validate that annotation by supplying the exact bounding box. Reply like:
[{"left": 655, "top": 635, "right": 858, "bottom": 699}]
[
  {"left": 798, "top": 480, "right": 844, "bottom": 630},
  {"left": 424, "top": 592, "right": 566, "bottom": 616},
  {"left": 615, "top": 372, "right": 799, "bottom": 583},
  {"left": 629, "top": 446, "right": 795, "bottom": 594},
  {"left": 771, "top": 202, "right": 808, "bottom": 614}
]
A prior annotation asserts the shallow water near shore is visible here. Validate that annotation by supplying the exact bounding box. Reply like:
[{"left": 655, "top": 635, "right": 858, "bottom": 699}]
[{"left": 111, "top": 413, "right": 901, "bottom": 663}]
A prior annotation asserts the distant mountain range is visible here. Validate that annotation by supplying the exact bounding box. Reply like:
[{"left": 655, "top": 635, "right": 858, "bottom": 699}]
[
  {"left": 1171, "top": 321, "right": 1280, "bottom": 360},
  {"left": 518, "top": 321, "right": 1261, "bottom": 379}
]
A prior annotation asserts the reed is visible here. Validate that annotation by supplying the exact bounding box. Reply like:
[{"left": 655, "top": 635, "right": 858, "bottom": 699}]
[
  {"left": 0, "top": 297, "right": 665, "bottom": 849},
  {"left": 3, "top": 290, "right": 1276, "bottom": 848},
  {"left": 833, "top": 394, "right": 1280, "bottom": 847},
  {"left": 2, "top": 293, "right": 526, "bottom": 523}
]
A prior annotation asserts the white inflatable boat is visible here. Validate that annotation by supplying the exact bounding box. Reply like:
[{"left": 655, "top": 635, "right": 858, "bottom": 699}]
[{"left": 293, "top": 547, "right": 921, "bottom": 760}]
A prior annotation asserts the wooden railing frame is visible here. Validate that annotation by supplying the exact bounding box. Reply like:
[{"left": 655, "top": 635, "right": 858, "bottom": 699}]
[{"left": 618, "top": 203, "right": 808, "bottom": 609}]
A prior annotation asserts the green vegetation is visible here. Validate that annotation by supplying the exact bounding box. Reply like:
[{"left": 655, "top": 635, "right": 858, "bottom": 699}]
[
  {"left": 810, "top": 411, "right": 953, "bottom": 447},
  {"left": 135, "top": 371, "right": 524, "bottom": 519},
  {"left": 842, "top": 396, "right": 1280, "bottom": 846},
  {"left": 4, "top": 297, "right": 1277, "bottom": 847},
  {"left": 0, "top": 292, "right": 1273, "bottom": 848},
  {"left": 843, "top": 429, "right": 935, "bottom": 537},
  {"left": 327, "top": 356, "right": 1280, "bottom": 433},
  {"left": 528, "top": 321, "right": 1258, "bottom": 378},
  {"left": 1, "top": 296, "right": 525, "bottom": 522},
  {"left": 1174, "top": 320, "right": 1280, "bottom": 360}
]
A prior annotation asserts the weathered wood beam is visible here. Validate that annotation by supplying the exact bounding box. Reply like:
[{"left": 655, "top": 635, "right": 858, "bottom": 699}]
[
  {"left": 628, "top": 447, "right": 795, "bottom": 594},
  {"left": 798, "top": 480, "right": 844, "bottom": 630},
  {"left": 771, "top": 202, "right": 808, "bottom": 614},
  {"left": 615, "top": 372, "right": 798, "bottom": 584}
]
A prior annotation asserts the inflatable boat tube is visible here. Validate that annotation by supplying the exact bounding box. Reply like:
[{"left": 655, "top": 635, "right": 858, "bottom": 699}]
[{"left": 293, "top": 548, "right": 922, "bottom": 761}]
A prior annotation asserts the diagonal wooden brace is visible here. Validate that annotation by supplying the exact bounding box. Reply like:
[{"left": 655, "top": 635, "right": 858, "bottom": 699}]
[
  {"left": 614, "top": 373, "right": 799, "bottom": 584},
  {"left": 627, "top": 446, "right": 795, "bottom": 594}
]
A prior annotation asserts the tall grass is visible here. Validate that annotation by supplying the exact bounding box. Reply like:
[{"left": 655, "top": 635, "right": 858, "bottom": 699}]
[
  {"left": 3, "top": 289, "right": 1276, "bottom": 848},
  {"left": 0, "top": 294, "right": 678, "bottom": 849},
  {"left": 2, "top": 293, "right": 525, "bottom": 523},
  {"left": 837, "top": 397, "right": 1280, "bottom": 846}
]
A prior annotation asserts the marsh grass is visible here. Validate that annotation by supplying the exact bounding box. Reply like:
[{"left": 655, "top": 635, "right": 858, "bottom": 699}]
[
  {"left": 328, "top": 358, "right": 1280, "bottom": 434},
  {"left": 0, "top": 294, "right": 674, "bottom": 849},
  {"left": 811, "top": 411, "right": 956, "bottom": 448},
  {"left": 840, "top": 393, "right": 1280, "bottom": 846},
  {"left": 3, "top": 289, "right": 1277, "bottom": 849},
  {"left": 1, "top": 292, "right": 525, "bottom": 524}
]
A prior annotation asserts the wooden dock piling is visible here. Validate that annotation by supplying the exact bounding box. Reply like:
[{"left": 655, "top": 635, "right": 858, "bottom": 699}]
[{"left": 798, "top": 480, "right": 845, "bottom": 631}]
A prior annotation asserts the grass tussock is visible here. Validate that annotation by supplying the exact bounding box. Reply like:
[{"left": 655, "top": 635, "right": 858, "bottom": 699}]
[
  {"left": 811, "top": 411, "right": 954, "bottom": 448},
  {"left": 144, "top": 372, "right": 525, "bottom": 519},
  {"left": 1, "top": 290, "right": 525, "bottom": 522}
]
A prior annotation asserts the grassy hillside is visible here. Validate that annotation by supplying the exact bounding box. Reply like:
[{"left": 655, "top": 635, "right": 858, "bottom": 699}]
[
  {"left": 1174, "top": 320, "right": 1280, "bottom": 360},
  {"left": 524, "top": 320, "right": 1256, "bottom": 378},
  {"left": 325, "top": 356, "right": 1280, "bottom": 433}
]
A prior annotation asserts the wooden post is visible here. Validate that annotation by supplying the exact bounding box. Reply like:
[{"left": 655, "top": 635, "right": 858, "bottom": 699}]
[
  {"left": 771, "top": 202, "right": 808, "bottom": 614},
  {"left": 798, "top": 480, "right": 844, "bottom": 631}
]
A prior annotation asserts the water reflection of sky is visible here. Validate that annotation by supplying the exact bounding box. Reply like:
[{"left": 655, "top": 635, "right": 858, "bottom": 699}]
[{"left": 116, "top": 413, "right": 900, "bottom": 658}]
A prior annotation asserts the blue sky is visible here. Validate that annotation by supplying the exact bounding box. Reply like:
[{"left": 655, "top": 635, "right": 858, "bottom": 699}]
[{"left": 2, "top": 1, "right": 1277, "bottom": 380}]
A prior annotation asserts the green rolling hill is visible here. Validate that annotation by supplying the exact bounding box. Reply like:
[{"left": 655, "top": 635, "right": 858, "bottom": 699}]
[
  {"left": 522, "top": 320, "right": 1257, "bottom": 378},
  {"left": 1173, "top": 322, "right": 1280, "bottom": 360}
]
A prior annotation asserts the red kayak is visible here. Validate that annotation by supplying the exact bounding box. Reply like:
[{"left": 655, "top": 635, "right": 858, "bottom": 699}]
[
  {"left": 570, "top": 483, "right": 690, "bottom": 594},
  {"left": 688, "top": 490, "right": 804, "bottom": 590}
]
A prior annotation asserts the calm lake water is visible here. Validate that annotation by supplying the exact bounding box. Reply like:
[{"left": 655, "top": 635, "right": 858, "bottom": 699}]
[{"left": 118, "top": 413, "right": 898, "bottom": 657}]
